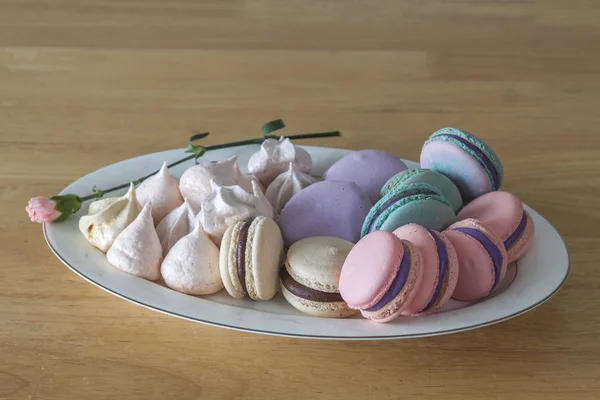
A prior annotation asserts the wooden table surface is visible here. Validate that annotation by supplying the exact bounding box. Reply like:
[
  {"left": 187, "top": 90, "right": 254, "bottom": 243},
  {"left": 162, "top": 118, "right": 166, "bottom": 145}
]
[{"left": 2, "top": 1, "right": 600, "bottom": 399}]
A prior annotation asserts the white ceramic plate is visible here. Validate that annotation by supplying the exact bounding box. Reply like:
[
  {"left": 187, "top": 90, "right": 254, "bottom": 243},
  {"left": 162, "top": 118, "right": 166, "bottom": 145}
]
[{"left": 44, "top": 145, "right": 569, "bottom": 340}]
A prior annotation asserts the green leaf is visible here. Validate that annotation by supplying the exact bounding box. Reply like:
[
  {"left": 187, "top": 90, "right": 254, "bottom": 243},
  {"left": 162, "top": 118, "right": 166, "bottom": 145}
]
[{"left": 261, "top": 120, "right": 285, "bottom": 137}]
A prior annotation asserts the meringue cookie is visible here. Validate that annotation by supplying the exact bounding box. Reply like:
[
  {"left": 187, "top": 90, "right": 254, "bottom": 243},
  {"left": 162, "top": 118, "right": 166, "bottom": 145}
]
[
  {"left": 155, "top": 199, "right": 198, "bottom": 256},
  {"left": 200, "top": 180, "right": 274, "bottom": 245},
  {"left": 79, "top": 183, "right": 141, "bottom": 252},
  {"left": 161, "top": 217, "right": 222, "bottom": 295},
  {"left": 106, "top": 203, "right": 163, "bottom": 280},
  {"left": 179, "top": 155, "right": 261, "bottom": 210},
  {"left": 248, "top": 137, "right": 312, "bottom": 186},
  {"left": 266, "top": 162, "right": 318, "bottom": 214},
  {"left": 136, "top": 162, "right": 184, "bottom": 224}
]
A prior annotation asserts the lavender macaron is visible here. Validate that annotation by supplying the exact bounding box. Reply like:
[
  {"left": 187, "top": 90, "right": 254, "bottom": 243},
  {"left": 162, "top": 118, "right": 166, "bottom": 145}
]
[
  {"left": 279, "top": 180, "right": 373, "bottom": 245},
  {"left": 324, "top": 150, "right": 408, "bottom": 203}
]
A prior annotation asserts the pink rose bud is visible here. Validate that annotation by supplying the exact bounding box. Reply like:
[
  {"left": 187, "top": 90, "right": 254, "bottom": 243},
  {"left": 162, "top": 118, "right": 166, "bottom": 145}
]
[{"left": 26, "top": 197, "right": 61, "bottom": 223}]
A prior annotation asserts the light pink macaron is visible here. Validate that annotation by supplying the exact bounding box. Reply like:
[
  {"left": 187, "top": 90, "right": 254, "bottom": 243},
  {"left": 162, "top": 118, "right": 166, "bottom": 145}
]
[
  {"left": 393, "top": 224, "right": 459, "bottom": 315},
  {"left": 457, "top": 191, "right": 535, "bottom": 264},
  {"left": 444, "top": 219, "right": 508, "bottom": 301},
  {"left": 339, "top": 231, "right": 422, "bottom": 323}
]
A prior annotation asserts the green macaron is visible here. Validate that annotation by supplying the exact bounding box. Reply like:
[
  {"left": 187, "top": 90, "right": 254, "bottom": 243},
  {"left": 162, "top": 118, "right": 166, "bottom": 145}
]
[
  {"left": 361, "top": 183, "right": 457, "bottom": 237},
  {"left": 380, "top": 168, "right": 463, "bottom": 212}
]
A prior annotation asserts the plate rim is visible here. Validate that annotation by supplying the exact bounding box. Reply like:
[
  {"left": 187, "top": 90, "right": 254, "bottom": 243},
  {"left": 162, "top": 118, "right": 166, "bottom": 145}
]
[{"left": 43, "top": 145, "right": 571, "bottom": 340}]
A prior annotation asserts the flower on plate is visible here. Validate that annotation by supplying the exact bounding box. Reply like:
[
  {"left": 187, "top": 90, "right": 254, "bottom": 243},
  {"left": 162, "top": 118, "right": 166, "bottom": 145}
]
[{"left": 26, "top": 195, "right": 82, "bottom": 223}]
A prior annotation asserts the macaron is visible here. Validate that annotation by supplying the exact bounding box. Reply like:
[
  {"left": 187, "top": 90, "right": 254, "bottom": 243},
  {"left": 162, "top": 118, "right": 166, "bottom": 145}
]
[
  {"left": 361, "top": 183, "right": 456, "bottom": 237},
  {"left": 420, "top": 127, "right": 503, "bottom": 200},
  {"left": 339, "top": 231, "right": 422, "bottom": 323},
  {"left": 457, "top": 191, "right": 535, "bottom": 264},
  {"left": 280, "top": 237, "right": 358, "bottom": 318},
  {"left": 381, "top": 168, "right": 463, "bottom": 212},
  {"left": 444, "top": 219, "right": 508, "bottom": 301},
  {"left": 279, "top": 180, "right": 372, "bottom": 245},
  {"left": 323, "top": 150, "right": 408, "bottom": 203},
  {"left": 393, "top": 224, "right": 459, "bottom": 315},
  {"left": 219, "top": 216, "right": 284, "bottom": 300}
]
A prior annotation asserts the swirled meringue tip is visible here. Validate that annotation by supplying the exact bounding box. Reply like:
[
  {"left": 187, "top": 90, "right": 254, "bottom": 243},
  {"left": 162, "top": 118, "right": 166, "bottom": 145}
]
[
  {"left": 136, "top": 161, "right": 184, "bottom": 225},
  {"left": 79, "top": 182, "right": 141, "bottom": 252},
  {"left": 179, "top": 155, "right": 256, "bottom": 210},
  {"left": 160, "top": 216, "right": 223, "bottom": 295},
  {"left": 106, "top": 203, "right": 162, "bottom": 281},
  {"left": 247, "top": 137, "right": 313, "bottom": 186},
  {"left": 266, "top": 162, "right": 318, "bottom": 214},
  {"left": 199, "top": 180, "right": 273, "bottom": 246},
  {"left": 155, "top": 198, "right": 197, "bottom": 256}
]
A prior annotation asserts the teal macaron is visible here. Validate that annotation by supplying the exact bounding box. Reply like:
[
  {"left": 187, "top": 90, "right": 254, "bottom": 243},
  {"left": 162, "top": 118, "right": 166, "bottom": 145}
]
[
  {"left": 361, "top": 183, "right": 457, "bottom": 237},
  {"left": 420, "top": 127, "right": 503, "bottom": 200},
  {"left": 380, "top": 168, "right": 463, "bottom": 212}
]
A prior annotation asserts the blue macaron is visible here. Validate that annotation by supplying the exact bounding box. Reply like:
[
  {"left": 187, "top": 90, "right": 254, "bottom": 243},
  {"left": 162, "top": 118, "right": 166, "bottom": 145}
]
[
  {"left": 380, "top": 168, "right": 463, "bottom": 212},
  {"left": 361, "top": 183, "right": 457, "bottom": 237}
]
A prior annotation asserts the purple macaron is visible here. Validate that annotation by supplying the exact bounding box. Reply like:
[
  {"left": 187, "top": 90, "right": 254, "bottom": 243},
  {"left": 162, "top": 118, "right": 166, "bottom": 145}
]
[
  {"left": 278, "top": 180, "right": 373, "bottom": 245},
  {"left": 323, "top": 150, "right": 408, "bottom": 203}
]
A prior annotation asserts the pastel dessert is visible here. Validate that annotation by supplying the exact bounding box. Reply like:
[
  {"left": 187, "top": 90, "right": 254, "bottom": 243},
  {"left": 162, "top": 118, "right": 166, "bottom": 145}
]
[
  {"left": 180, "top": 156, "right": 261, "bottom": 210},
  {"left": 248, "top": 137, "right": 312, "bottom": 186},
  {"left": 219, "top": 216, "right": 284, "bottom": 300},
  {"left": 339, "top": 231, "right": 422, "bottom": 323},
  {"left": 280, "top": 236, "right": 357, "bottom": 318},
  {"left": 279, "top": 180, "right": 372, "bottom": 245},
  {"left": 444, "top": 219, "right": 508, "bottom": 301},
  {"left": 324, "top": 150, "right": 408, "bottom": 203},
  {"left": 199, "top": 180, "right": 274, "bottom": 246},
  {"left": 420, "top": 127, "right": 503, "bottom": 200},
  {"left": 265, "top": 162, "right": 318, "bottom": 214},
  {"left": 457, "top": 191, "right": 535, "bottom": 264},
  {"left": 361, "top": 183, "right": 456, "bottom": 237},
  {"left": 106, "top": 203, "right": 162, "bottom": 280},
  {"left": 79, "top": 182, "right": 141, "bottom": 252},
  {"left": 393, "top": 224, "right": 459, "bottom": 315},
  {"left": 381, "top": 168, "right": 463, "bottom": 212},
  {"left": 161, "top": 217, "right": 222, "bottom": 295},
  {"left": 155, "top": 199, "right": 197, "bottom": 256},
  {"left": 136, "top": 162, "right": 184, "bottom": 224}
]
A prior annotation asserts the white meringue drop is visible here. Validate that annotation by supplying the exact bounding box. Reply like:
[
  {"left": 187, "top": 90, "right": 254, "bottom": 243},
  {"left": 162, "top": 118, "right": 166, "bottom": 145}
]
[
  {"left": 136, "top": 162, "right": 184, "bottom": 224},
  {"left": 106, "top": 203, "right": 163, "bottom": 280},
  {"left": 179, "top": 155, "right": 261, "bottom": 210},
  {"left": 266, "top": 162, "right": 318, "bottom": 214},
  {"left": 79, "top": 183, "right": 141, "bottom": 252},
  {"left": 248, "top": 137, "right": 312, "bottom": 186},
  {"left": 155, "top": 199, "right": 198, "bottom": 256},
  {"left": 160, "top": 217, "right": 223, "bottom": 295}
]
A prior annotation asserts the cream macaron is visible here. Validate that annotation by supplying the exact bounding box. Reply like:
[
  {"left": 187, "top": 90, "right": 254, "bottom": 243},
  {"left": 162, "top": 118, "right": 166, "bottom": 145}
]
[
  {"left": 281, "top": 237, "right": 357, "bottom": 318},
  {"left": 219, "top": 216, "right": 284, "bottom": 301}
]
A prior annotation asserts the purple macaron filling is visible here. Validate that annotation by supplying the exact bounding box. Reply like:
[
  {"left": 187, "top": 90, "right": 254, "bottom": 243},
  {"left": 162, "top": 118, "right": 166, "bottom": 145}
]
[
  {"left": 420, "top": 230, "right": 448, "bottom": 313},
  {"left": 503, "top": 211, "right": 527, "bottom": 249},
  {"left": 435, "top": 133, "right": 500, "bottom": 190},
  {"left": 368, "top": 190, "right": 438, "bottom": 233},
  {"left": 454, "top": 227, "right": 503, "bottom": 289},
  {"left": 365, "top": 246, "right": 410, "bottom": 312}
]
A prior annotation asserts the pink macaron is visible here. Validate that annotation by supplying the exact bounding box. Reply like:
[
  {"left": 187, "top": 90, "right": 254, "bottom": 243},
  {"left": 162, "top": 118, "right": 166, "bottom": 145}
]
[
  {"left": 339, "top": 231, "right": 422, "bottom": 323},
  {"left": 444, "top": 219, "right": 508, "bottom": 301},
  {"left": 393, "top": 224, "right": 459, "bottom": 315},
  {"left": 457, "top": 191, "right": 535, "bottom": 264}
]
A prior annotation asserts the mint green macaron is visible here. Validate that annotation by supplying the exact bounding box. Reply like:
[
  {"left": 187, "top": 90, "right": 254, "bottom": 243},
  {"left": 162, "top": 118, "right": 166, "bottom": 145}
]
[{"left": 380, "top": 168, "right": 463, "bottom": 212}]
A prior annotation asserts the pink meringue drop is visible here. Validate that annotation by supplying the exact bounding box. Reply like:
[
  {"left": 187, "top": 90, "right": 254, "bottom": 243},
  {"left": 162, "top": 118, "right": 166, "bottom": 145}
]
[
  {"left": 248, "top": 137, "right": 312, "bottom": 186},
  {"left": 136, "top": 162, "right": 184, "bottom": 224},
  {"left": 155, "top": 199, "right": 198, "bottom": 256}
]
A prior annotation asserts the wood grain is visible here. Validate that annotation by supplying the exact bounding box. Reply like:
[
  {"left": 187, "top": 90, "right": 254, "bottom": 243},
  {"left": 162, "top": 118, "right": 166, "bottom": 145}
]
[{"left": 2, "top": 1, "right": 600, "bottom": 399}]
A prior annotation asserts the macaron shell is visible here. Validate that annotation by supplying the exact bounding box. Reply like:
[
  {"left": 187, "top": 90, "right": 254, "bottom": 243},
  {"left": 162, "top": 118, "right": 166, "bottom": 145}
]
[
  {"left": 218, "top": 222, "right": 246, "bottom": 299},
  {"left": 421, "top": 139, "right": 493, "bottom": 200},
  {"left": 339, "top": 231, "right": 404, "bottom": 309},
  {"left": 457, "top": 191, "right": 523, "bottom": 242},
  {"left": 281, "top": 285, "right": 358, "bottom": 318},
  {"left": 359, "top": 240, "right": 422, "bottom": 322},
  {"left": 248, "top": 217, "right": 284, "bottom": 301},
  {"left": 392, "top": 224, "right": 439, "bottom": 316},
  {"left": 423, "top": 231, "right": 459, "bottom": 314},
  {"left": 375, "top": 198, "right": 457, "bottom": 233},
  {"left": 507, "top": 211, "right": 535, "bottom": 263},
  {"left": 286, "top": 236, "right": 354, "bottom": 292}
]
